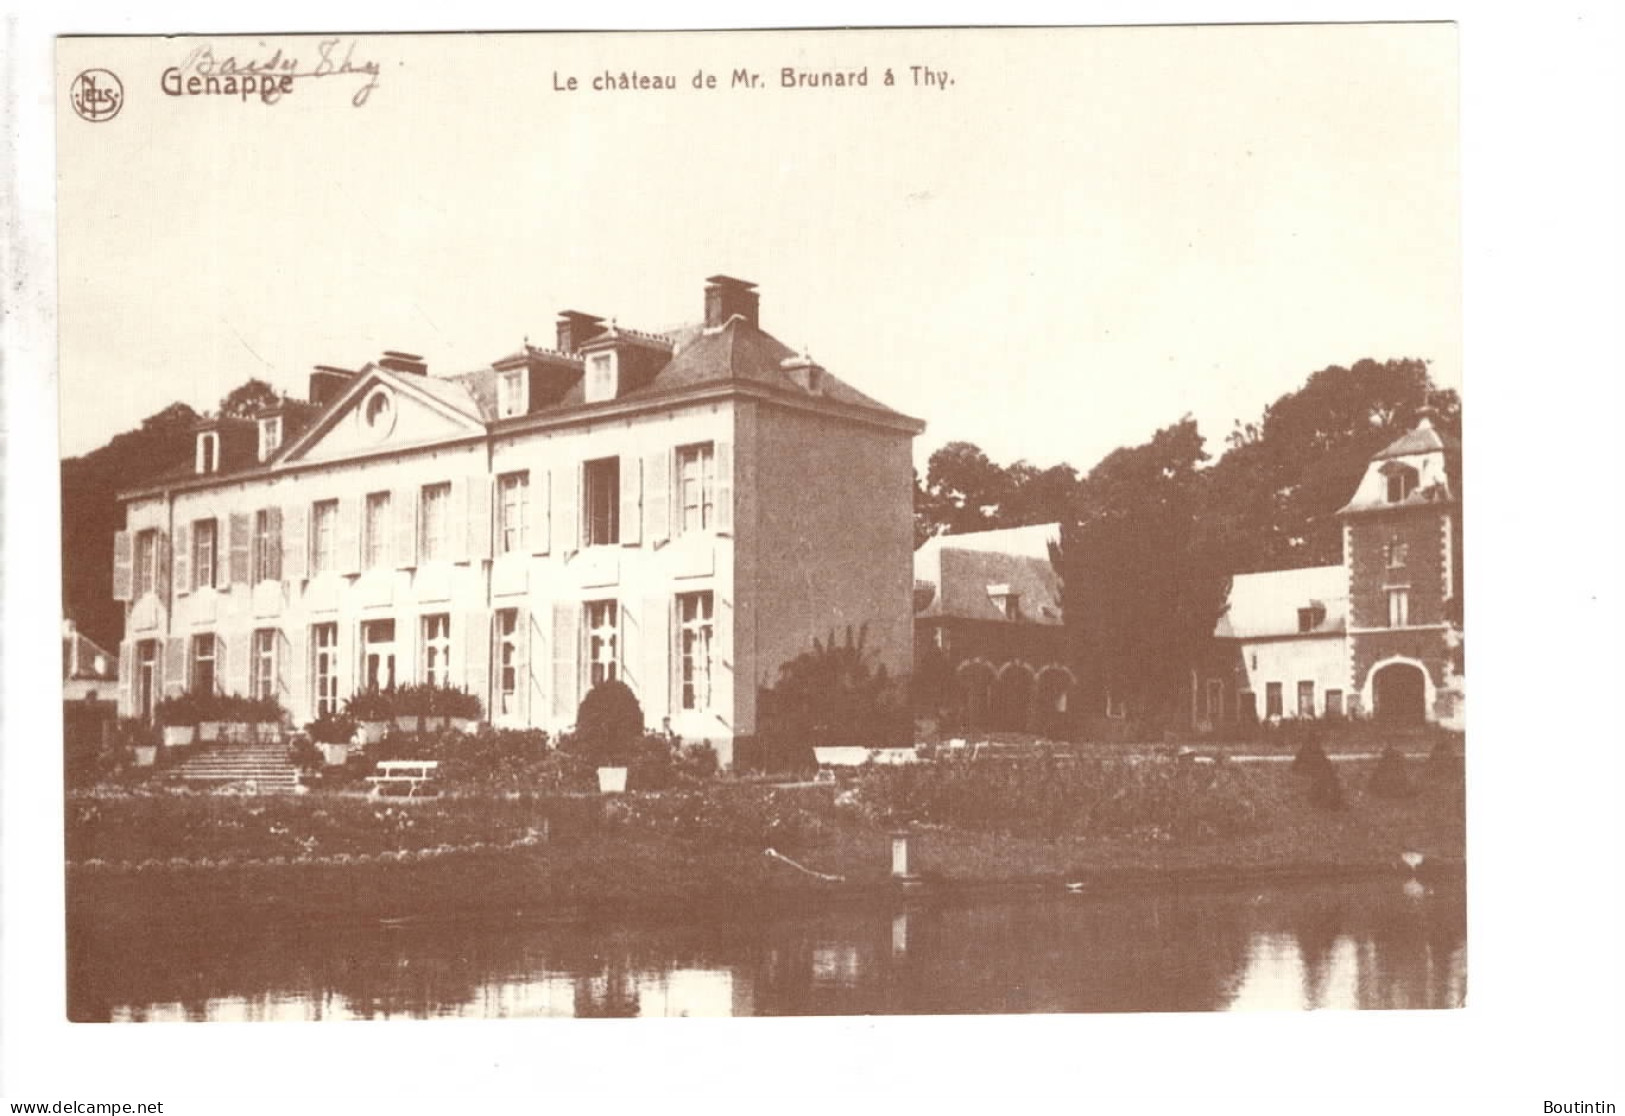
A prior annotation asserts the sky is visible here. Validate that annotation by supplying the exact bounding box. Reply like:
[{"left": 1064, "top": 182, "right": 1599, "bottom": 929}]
[{"left": 55, "top": 25, "right": 1459, "bottom": 476}]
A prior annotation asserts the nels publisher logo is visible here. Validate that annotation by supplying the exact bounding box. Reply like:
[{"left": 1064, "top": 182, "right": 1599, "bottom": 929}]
[{"left": 70, "top": 68, "right": 124, "bottom": 122}]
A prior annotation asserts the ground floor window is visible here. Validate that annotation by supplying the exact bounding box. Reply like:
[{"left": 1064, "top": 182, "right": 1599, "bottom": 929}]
[
  {"left": 1239, "top": 691, "right": 1258, "bottom": 724},
  {"left": 497, "top": 609, "right": 519, "bottom": 716},
  {"left": 1325, "top": 689, "right": 1344, "bottom": 718},
  {"left": 1297, "top": 680, "right": 1315, "bottom": 718},
  {"left": 586, "top": 600, "right": 618, "bottom": 687},
  {"left": 1265, "top": 682, "right": 1283, "bottom": 719},
  {"left": 312, "top": 623, "right": 339, "bottom": 716},
  {"left": 422, "top": 614, "right": 451, "bottom": 687},
  {"left": 191, "top": 633, "right": 216, "bottom": 695},
  {"left": 1205, "top": 678, "right": 1224, "bottom": 722},
  {"left": 362, "top": 619, "right": 396, "bottom": 692},
  {"left": 678, "top": 592, "right": 714, "bottom": 711},
  {"left": 252, "top": 629, "right": 277, "bottom": 701}
]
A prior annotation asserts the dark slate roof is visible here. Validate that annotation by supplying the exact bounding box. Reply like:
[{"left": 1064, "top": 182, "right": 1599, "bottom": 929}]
[{"left": 1373, "top": 418, "right": 1455, "bottom": 460}]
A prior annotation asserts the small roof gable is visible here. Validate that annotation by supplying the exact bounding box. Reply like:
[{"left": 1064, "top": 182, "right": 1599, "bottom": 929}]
[{"left": 915, "top": 524, "right": 1063, "bottom": 624}]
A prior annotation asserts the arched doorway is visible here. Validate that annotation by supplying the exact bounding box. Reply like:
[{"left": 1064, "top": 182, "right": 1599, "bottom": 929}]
[
  {"left": 1372, "top": 662, "right": 1427, "bottom": 723},
  {"left": 1034, "top": 666, "right": 1076, "bottom": 740},
  {"left": 992, "top": 664, "right": 1035, "bottom": 732}
]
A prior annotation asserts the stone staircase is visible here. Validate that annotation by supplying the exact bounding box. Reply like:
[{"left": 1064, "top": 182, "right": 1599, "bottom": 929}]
[{"left": 176, "top": 740, "right": 300, "bottom": 793}]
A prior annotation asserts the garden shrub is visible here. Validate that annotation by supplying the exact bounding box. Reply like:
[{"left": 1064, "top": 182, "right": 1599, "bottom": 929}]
[
  {"left": 1290, "top": 738, "right": 1334, "bottom": 780},
  {"left": 567, "top": 681, "right": 646, "bottom": 766},
  {"left": 753, "top": 625, "right": 910, "bottom": 774},
  {"left": 1367, "top": 746, "right": 1416, "bottom": 798}
]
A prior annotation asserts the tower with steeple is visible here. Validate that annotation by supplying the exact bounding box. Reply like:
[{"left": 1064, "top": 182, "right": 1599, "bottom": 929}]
[{"left": 1337, "top": 411, "right": 1463, "bottom": 725}]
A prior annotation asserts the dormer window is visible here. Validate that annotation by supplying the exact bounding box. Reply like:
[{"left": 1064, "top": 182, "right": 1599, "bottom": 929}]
[
  {"left": 196, "top": 431, "right": 219, "bottom": 474},
  {"left": 497, "top": 369, "right": 526, "bottom": 418},
  {"left": 258, "top": 415, "right": 283, "bottom": 462},
  {"left": 1382, "top": 462, "right": 1418, "bottom": 503},
  {"left": 1297, "top": 603, "right": 1327, "bottom": 633},
  {"left": 987, "top": 584, "right": 1021, "bottom": 620},
  {"left": 585, "top": 352, "right": 616, "bottom": 403}
]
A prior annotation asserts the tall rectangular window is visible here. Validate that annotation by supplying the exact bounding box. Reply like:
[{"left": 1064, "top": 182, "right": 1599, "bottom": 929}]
[
  {"left": 1386, "top": 537, "right": 1409, "bottom": 569},
  {"left": 585, "top": 600, "right": 618, "bottom": 687},
  {"left": 422, "top": 614, "right": 451, "bottom": 687},
  {"left": 364, "top": 492, "right": 391, "bottom": 569},
  {"left": 419, "top": 483, "right": 451, "bottom": 561},
  {"left": 679, "top": 592, "right": 715, "bottom": 712},
  {"left": 498, "top": 472, "right": 529, "bottom": 555},
  {"left": 1205, "top": 679, "right": 1224, "bottom": 722},
  {"left": 137, "top": 641, "right": 159, "bottom": 721},
  {"left": 497, "top": 370, "right": 525, "bottom": 418},
  {"left": 362, "top": 619, "right": 396, "bottom": 691},
  {"left": 496, "top": 608, "right": 519, "bottom": 716},
  {"left": 310, "top": 500, "right": 339, "bottom": 575},
  {"left": 1265, "top": 682, "right": 1284, "bottom": 719},
  {"left": 584, "top": 458, "right": 620, "bottom": 546},
  {"left": 1325, "top": 689, "right": 1344, "bottom": 718},
  {"left": 1387, "top": 588, "right": 1410, "bottom": 628},
  {"left": 251, "top": 629, "right": 276, "bottom": 701},
  {"left": 252, "top": 509, "right": 280, "bottom": 582},
  {"left": 191, "top": 633, "right": 216, "bottom": 695},
  {"left": 134, "top": 529, "right": 158, "bottom": 597},
  {"left": 676, "top": 443, "right": 716, "bottom": 534},
  {"left": 193, "top": 519, "right": 218, "bottom": 590},
  {"left": 1297, "top": 681, "right": 1315, "bottom": 718},
  {"left": 312, "top": 623, "right": 340, "bottom": 717}
]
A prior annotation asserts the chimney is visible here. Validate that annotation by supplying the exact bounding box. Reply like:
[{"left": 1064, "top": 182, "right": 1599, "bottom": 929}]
[
  {"left": 308, "top": 365, "right": 356, "bottom": 406},
  {"left": 555, "top": 311, "right": 606, "bottom": 355},
  {"left": 780, "top": 350, "right": 825, "bottom": 395},
  {"left": 378, "top": 350, "right": 427, "bottom": 375},
  {"left": 704, "top": 275, "right": 759, "bottom": 329}
]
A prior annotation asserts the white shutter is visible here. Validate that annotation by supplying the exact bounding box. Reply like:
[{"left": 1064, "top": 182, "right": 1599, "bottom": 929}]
[
  {"left": 620, "top": 456, "right": 642, "bottom": 546},
  {"left": 164, "top": 637, "right": 187, "bottom": 697},
  {"left": 516, "top": 606, "right": 533, "bottom": 723},
  {"left": 155, "top": 531, "right": 171, "bottom": 607},
  {"left": 531, "top": 468, "right": 552, "bottom": 556},
  {"left": 338, "top": 497, "right": 362, "bottom": 574},
  {"left": 394, "top": 487, "right": 417, "bottom": 568},
  {"left": 645, "top": 450, "right": 670, "bottom": 543},
  {"left": 449, "top": 476, "right": 470, "bottom": 562},
  {"left": 554, "top": 466, "right": 579, "bottom": 553},
  {"left": 266, "top": 508, "right": 283, "bottom": 581},
  {"left": 551, "top": 602, "right": 578, "bottom": 722},
  {"left": 463, "top": 611, "right": 490, "bottom": 718},
  {"left": 715, "top": 441, "right": 734, "bottom": 535},
  {"left": 173, "top": 523, "right": 191, "bottom": 597},
  {"left": 112, "top": 531, "right": 134, "bottom": 601},
  {"left": 284, "top": 505, "right": 308, "bottom": 582},
  {"left": 643, "top": 596, "right": 670, "bottom": 722},
  {"left": 621, "top": 598, "right": 642, "bottom": 703},
  {"left": 117, "top": 643, "right": 134, "bottom": 714},
  {"left": 228, "top": 513, "right": 251, "bottom": 586},
  {"left": 468, "top": 475, "right": 494, "bottom": 561}
]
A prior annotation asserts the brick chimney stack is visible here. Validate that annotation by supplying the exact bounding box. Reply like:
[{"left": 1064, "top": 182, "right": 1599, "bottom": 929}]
[
  {"left": 555, "top": 311, "right": 606, "bottom": 355},
  {"left": 704, "top": 275, "right": 759, "bottom": 330}
]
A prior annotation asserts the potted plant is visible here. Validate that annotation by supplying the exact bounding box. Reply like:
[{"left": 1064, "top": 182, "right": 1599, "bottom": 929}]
[
  {"left": 306, "top": 713, "right": 358, "bottom": 766},
  {"left": 434, "top": 685, "right": 483, "bottom": 734},
  {"left": 118, "top": 718, "right": 159, "bottom": 767},
  {"left": 196, "top": 691, "right": 224, "bottom": 742},
  {"left": 392, "top": 683, "right": 422, "bottom": 733},
  {"left": 571, "top": 680, "right": 644, "bottom": 794},
  {"left": 250, "top": 695, "right": 285, "bottom": 742},
  {"left": 343, "top": 689, "right": 391, "bottom": 744},
  {"left": 220, "top": 693, "right": 254, "bottom": 743},
  {"left": 155, "top": 693, "right": 197, "bottom": 747},
  {"left": 421, "top": 684, "right": 448, "bottom": 732}
]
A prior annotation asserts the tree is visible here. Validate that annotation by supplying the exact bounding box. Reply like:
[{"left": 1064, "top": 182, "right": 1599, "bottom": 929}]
[
  {"left": 1052, "top": 418, "right": 1233, "bottom": 722},
  {"left": 218, "top": 378, "right": 281, "bottom": 419}
]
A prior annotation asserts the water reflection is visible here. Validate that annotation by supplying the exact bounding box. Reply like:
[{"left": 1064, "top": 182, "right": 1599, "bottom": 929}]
[{"left": 70, "top": 876, "right": 1465, "bottom": 1021}]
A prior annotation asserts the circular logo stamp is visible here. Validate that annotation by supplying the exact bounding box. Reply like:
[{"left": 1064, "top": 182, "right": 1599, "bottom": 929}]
[{"left": 70, "top": 69, "right": 124, "bottom": 122}]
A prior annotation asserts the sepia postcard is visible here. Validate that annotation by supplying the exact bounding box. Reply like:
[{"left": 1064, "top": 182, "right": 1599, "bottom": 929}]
[
  {"left": 33, "top": 14, "right": 1625, "bottom": 1112},
  {"left": 51, "top": 24, "right": 1466, "bottom": 1026}
]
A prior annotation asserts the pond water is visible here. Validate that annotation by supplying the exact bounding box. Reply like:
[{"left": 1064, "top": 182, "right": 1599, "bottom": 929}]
[{"left": 68, "top": 875, "right": 1464, "bottom": 1021}]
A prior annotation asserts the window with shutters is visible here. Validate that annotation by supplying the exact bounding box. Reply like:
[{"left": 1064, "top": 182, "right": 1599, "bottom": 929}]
[
  {"left": 496, "top": 608, "right": 519, "bottom": 716},
  {"left": 191, "top": 634, "right": 216, "bottom": 695},
  {"left": 252, "top": 629, "right": 277, "bottom": 700},
  {"left": 364, "top": 492, "right": 391, "bottom": 569},
  {"left": 193, "top": 519, "right": 218, "bottom": 590},
  {"left": 419, "top": 483, "right": 451, "bottom": 561},
  {"left": 676, "top": 443, "right": 715, "bottom": 534},
  {"left": 252, "top": 510, "right": 280, "bottom": 582},
  {"left": 362, "top": 620, "right": 397, "bottom": 691},
  {"left": 135, "top": 529, "right": 159, "bottom": 597},
  {"left": 584, "top": 458, "right": 620, "bottom": 546},
  {"left": 422, "top": 614, "right": 451, "bottom": 687},
  {"left": 678, "top": 592, "right": 714, "bottom": 711},
  {"left": 312, "top": 623, "right": 340, "bottom": 716},
  {"left": 585, "top": 600, "right": 618, "bottom": 686},
  {"left": 310, "top": 500, "right": 339, "bottom": 575},
  {"left": 498, "top": 472, "right": 528, "bottom": 555}
]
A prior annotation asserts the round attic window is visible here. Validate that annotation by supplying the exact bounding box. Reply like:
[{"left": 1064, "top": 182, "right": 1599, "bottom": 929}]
[{"left": 361, "top": 387, "right": 396, "bottom": 439}]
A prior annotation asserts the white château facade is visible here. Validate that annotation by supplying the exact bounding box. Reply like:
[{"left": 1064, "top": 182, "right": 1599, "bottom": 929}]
[{"left": 112, "top": 276, "right": 924, "bottom": 766}]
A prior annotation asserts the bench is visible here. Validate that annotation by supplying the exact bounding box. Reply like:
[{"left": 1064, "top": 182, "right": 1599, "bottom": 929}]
[{"left": 366, "top": 760, "right": 440, "bottom": 797}]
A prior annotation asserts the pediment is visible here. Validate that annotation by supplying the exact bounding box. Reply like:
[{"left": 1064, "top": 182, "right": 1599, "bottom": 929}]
[{"left": 279, "top": 370, "right": 487, "bottom": 464}]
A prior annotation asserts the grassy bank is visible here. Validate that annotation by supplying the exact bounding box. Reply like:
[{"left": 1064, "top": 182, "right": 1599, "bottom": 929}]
[{"left": 68, "top": 751, "right": 1464, "bottom": 931}]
